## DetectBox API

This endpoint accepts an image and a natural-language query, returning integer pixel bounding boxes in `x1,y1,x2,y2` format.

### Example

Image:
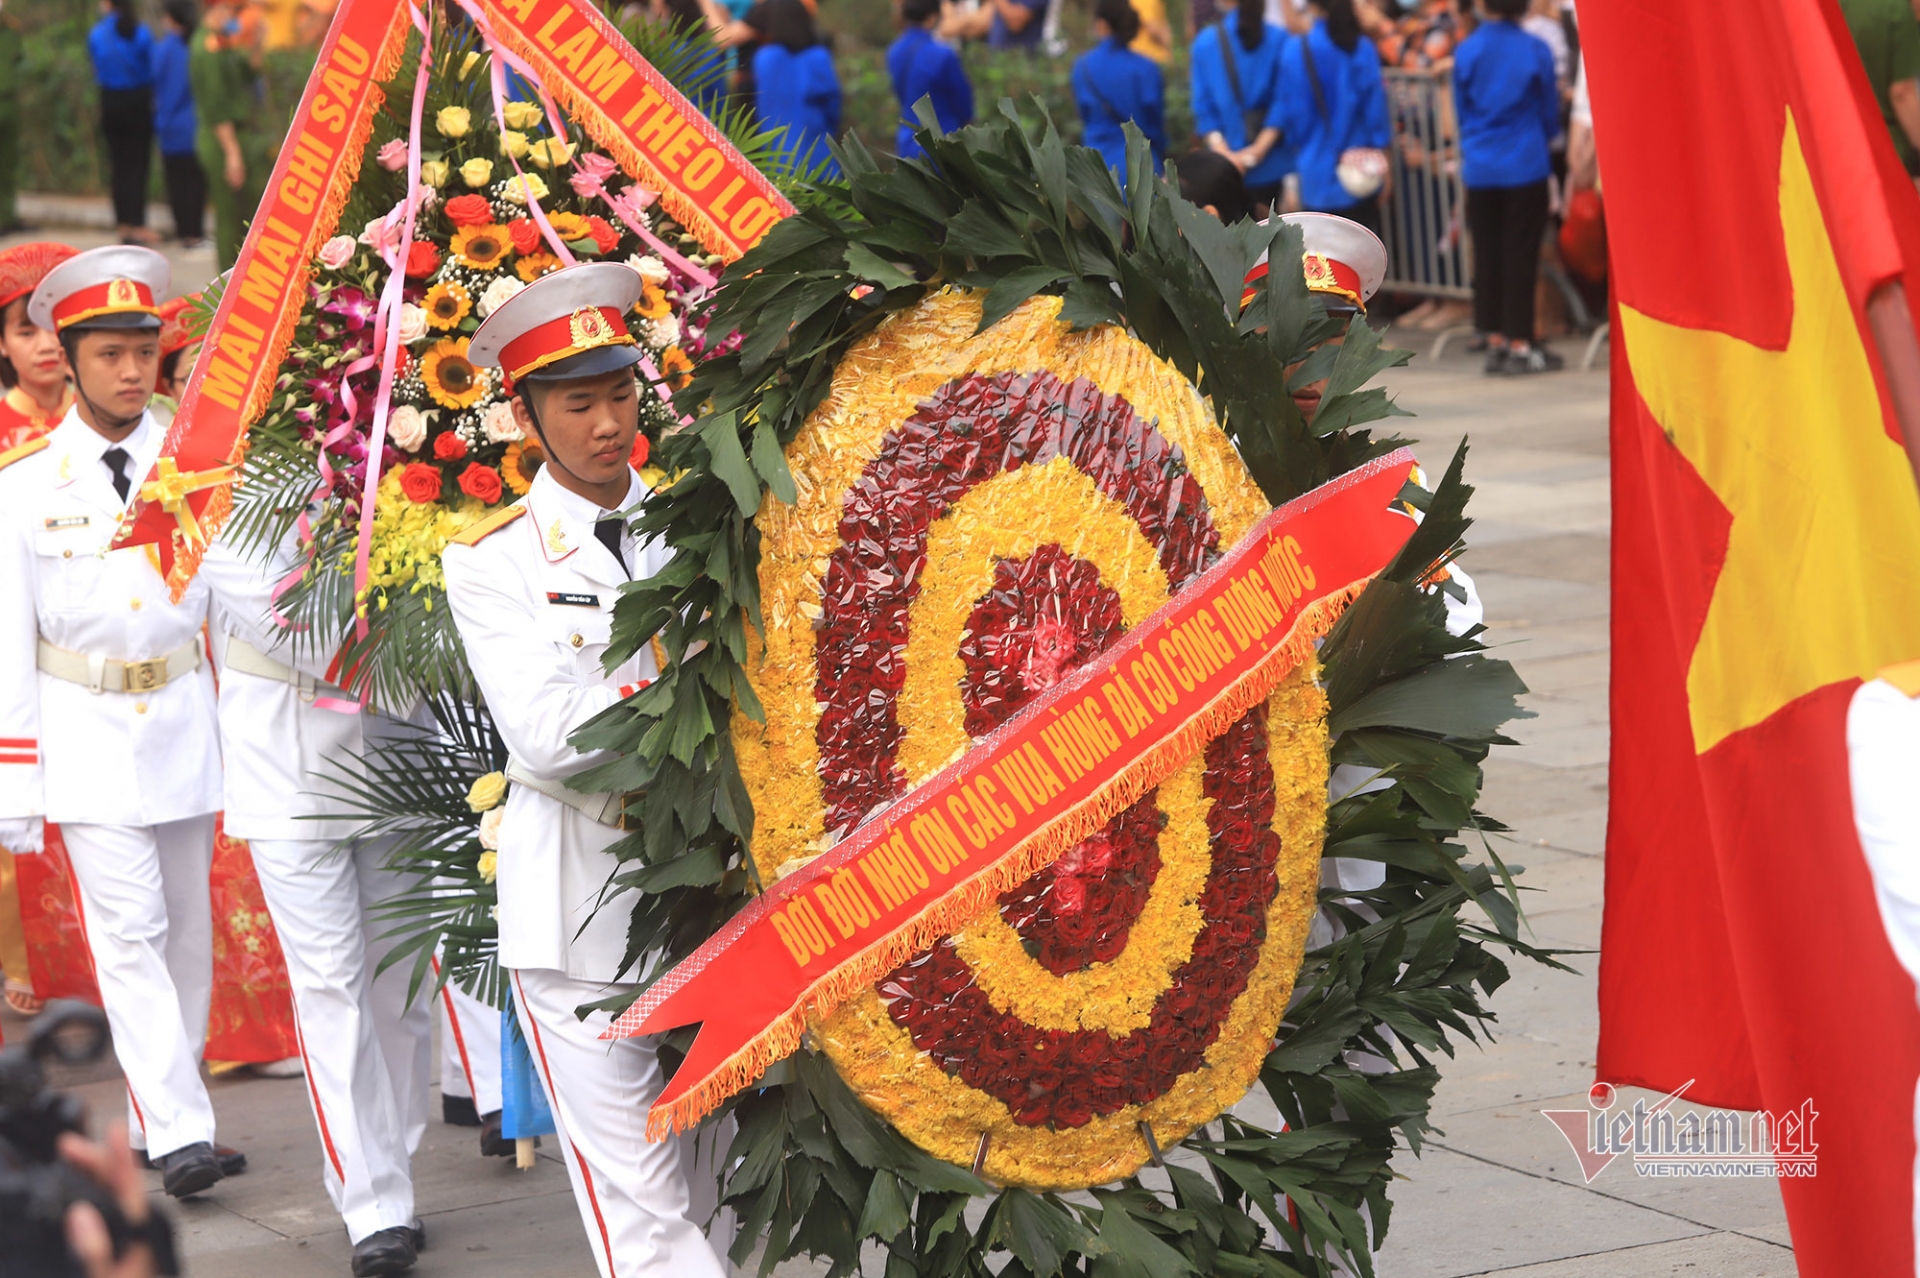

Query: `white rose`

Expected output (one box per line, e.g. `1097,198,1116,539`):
629,253,669,285
477,275,525,318
478,807,503,851
644,314,680,348
481,399,522,443
387,404,429,452
396,303,428,346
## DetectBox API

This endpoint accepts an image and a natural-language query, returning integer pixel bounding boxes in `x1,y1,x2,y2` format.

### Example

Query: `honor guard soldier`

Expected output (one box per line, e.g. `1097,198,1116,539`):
0,246,239,1197
442,262,728,1278
198,532,432,1276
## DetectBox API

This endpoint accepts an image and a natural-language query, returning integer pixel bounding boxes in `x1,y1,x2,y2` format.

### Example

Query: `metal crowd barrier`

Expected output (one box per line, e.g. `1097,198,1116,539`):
1380,67,1472,318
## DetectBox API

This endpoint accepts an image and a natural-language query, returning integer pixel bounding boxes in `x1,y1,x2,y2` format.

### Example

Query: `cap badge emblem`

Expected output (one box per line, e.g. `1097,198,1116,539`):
107,278,140,307
568,307,616,350
1302,253,1338,293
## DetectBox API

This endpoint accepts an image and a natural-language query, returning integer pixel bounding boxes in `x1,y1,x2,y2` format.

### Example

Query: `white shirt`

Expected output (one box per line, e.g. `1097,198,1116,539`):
441,464,660,981
0,409,222,825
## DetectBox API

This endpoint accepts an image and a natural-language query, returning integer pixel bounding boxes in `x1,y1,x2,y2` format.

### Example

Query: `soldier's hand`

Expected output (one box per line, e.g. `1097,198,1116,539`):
0,815,44,853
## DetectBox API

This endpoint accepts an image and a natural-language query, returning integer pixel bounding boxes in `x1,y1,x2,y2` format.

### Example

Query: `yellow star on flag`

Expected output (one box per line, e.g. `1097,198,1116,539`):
1617,113,1920,754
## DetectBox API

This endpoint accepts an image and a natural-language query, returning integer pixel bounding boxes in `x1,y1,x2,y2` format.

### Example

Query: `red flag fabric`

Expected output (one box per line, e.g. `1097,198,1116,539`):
1585,1,1920,1270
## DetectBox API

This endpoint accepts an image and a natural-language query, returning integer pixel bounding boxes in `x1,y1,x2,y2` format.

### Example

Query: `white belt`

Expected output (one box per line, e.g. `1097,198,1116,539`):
222,635,343,703
36,638,203,695
504,759,629,829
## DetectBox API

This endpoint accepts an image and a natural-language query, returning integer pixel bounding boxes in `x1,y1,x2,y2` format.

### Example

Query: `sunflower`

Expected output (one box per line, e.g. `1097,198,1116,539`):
424,280,472,331
636,281,671,320
420,338,487,409
543,211,588,241
660,345,694,390
515,251,560,283
450,223,509,271
502,437,544,494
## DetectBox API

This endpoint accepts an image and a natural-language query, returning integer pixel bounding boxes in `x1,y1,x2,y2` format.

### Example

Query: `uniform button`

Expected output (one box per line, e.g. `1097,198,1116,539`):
130,598,143,611
570,634,585,649
134,701,148,715
62,549,72,559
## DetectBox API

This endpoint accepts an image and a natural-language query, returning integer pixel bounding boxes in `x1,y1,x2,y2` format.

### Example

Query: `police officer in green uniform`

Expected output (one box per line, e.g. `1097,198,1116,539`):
0,1,23,233
189,0,261,271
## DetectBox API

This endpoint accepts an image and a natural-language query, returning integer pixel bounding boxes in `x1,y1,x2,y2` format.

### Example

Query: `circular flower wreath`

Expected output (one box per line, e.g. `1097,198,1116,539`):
737,290,1328,1189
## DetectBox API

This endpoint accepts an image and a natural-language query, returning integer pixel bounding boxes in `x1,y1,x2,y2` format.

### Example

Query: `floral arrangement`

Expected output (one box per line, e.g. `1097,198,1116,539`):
229,19,768,703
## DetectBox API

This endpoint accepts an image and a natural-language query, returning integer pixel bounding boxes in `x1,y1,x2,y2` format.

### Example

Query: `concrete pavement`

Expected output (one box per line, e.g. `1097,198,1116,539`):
0,287,1795,1274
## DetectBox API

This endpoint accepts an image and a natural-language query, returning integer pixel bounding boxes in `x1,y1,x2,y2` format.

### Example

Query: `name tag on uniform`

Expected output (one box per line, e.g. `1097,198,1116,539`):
43,516,89,530
546,592,600,607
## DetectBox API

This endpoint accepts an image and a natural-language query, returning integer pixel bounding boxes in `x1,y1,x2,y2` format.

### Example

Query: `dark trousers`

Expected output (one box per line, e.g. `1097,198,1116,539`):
1467,180,1550,343
99,86,154,228
161,151,206,242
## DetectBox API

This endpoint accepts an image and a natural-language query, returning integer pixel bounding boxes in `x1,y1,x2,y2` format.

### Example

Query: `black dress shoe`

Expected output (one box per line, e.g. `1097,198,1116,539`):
157,1142,224,1198
409,1218,425,1252
441,1094,482,1127
136,1143,247,1176
350,1226,417,1276
478,1110,513,1158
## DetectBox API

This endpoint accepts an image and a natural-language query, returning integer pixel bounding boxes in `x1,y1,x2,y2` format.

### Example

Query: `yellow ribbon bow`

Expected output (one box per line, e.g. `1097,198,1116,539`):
138,457,237,548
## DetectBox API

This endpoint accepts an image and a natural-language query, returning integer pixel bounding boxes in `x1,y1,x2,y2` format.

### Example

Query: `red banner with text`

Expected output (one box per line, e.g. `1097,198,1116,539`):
610,451,1424,1138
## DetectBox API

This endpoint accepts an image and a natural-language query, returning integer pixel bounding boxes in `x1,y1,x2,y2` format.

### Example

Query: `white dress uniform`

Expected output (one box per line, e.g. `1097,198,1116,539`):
197,535,431,1243
443,463,726,1278
0,409,224,1159
1846,666,1920,1276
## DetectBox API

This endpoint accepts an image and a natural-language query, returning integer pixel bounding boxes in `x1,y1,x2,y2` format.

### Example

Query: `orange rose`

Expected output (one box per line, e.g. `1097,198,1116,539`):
458,462,504,504
398,462,443,503
444,193,494,227
433,432,468,461
629,432,650,470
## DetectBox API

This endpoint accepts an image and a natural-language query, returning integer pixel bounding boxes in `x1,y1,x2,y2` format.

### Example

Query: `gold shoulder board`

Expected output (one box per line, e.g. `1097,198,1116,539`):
449,503,528,547
1879,658,1920,699
0,437,50,472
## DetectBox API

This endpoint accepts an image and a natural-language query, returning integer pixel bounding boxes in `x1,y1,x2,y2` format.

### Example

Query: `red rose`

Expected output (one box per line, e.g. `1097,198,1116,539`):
629,431,650,470
433,432,468,461
507,218,541,255
1050,1092,1093,1130
404,241,440,279
444,193,494,227
458,462,504,503
585,215,620,254
398,462,442,504
1146,1041,1187,1081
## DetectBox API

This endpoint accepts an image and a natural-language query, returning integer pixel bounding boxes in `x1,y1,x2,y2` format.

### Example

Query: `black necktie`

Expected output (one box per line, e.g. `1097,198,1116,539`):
103,447,132,502
593,516,628,578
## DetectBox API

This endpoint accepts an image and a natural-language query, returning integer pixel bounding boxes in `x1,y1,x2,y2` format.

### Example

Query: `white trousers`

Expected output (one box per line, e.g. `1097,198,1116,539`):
246,837,430,1242
438,972,503,1114
62,816,218,1159
510,967,730,1278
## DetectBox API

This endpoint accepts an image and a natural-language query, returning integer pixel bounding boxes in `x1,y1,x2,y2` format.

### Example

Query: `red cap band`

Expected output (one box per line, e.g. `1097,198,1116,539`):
1239,253,1367,312
498,305,636,382
50,277,159,330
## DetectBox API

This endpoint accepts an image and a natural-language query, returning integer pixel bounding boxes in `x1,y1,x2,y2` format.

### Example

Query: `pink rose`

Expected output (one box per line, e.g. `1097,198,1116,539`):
316,235,357,271
569,152,619,198
377,139,408,172
607,185,657,227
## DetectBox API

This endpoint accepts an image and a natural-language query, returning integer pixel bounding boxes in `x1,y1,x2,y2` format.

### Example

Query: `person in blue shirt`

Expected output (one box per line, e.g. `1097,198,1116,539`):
752,0,842,178
153,0,206,251
1072,0,1167,183
650,0,728,116
1266,0,1390,235
1189,0,1292,215
942,0,1050,53
889,0,974,160
1454,0,1561,374
88,0,158,245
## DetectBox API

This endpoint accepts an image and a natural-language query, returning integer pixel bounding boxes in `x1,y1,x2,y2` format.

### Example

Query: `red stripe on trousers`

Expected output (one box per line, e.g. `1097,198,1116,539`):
287,988,346,1180
513,971,617,1278
433,956,480,1102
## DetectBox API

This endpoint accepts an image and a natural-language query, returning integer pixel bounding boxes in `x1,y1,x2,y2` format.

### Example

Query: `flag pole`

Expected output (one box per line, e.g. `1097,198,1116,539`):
1866,280,1920,492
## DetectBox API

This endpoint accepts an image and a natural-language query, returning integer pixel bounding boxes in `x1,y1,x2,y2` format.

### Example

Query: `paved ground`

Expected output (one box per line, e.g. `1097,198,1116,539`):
0,217,1795,1275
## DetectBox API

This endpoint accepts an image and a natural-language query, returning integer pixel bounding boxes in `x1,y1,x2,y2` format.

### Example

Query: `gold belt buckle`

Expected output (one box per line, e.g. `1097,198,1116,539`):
123,657,168,692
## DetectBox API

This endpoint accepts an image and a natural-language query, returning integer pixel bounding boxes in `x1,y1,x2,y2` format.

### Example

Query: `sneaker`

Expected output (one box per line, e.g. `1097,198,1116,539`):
1482,347,1510,375
1506,345,1565,375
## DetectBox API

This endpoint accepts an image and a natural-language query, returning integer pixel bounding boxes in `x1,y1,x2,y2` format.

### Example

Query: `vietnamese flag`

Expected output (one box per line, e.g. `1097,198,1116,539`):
1585,0,1920,1270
